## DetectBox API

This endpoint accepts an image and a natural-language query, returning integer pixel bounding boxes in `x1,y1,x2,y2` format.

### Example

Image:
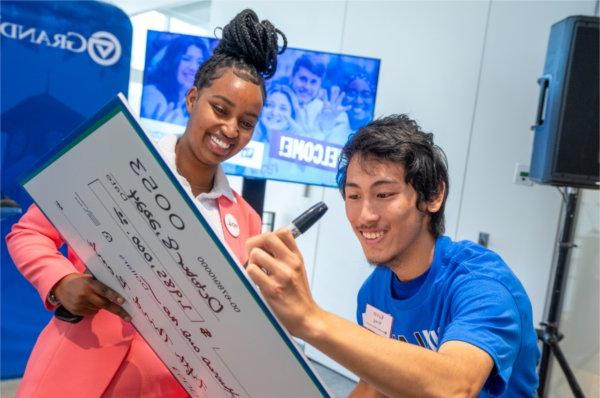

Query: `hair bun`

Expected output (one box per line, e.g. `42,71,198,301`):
214,9,287,79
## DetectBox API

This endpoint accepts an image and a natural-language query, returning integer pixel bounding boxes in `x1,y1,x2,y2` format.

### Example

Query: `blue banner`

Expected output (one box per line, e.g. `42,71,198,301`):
269,131,342,172
0,1,132,379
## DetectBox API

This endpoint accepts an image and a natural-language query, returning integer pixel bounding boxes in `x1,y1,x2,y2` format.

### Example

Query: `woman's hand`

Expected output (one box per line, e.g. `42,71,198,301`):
283,112,306,135
150,102,185,124
316,86,351,131
53,273,131,321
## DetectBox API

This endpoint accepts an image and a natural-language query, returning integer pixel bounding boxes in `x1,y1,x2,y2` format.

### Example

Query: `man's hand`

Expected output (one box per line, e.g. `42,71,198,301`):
245,229,322,338
54,273,131,321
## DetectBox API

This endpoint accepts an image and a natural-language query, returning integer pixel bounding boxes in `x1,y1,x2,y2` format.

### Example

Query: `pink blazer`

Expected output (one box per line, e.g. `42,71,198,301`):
6,194,260,397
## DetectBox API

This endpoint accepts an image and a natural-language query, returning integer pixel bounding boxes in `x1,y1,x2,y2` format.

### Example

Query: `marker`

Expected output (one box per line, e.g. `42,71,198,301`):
248,201,328,274
286,201,328,238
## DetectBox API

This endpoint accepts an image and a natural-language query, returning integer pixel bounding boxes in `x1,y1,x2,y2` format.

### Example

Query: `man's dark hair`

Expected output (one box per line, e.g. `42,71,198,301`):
336,114,449,236
193,9,287,99
291,54,326,79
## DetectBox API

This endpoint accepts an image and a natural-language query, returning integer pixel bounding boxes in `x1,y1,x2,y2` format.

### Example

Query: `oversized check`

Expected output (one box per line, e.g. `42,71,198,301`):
21,94,331,398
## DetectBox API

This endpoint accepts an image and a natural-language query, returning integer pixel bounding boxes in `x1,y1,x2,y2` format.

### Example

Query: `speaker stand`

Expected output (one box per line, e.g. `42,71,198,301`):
241,178,266,216
537,187,584,397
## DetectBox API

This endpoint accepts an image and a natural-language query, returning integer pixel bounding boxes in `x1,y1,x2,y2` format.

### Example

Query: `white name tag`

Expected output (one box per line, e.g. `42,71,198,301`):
362,304,393,337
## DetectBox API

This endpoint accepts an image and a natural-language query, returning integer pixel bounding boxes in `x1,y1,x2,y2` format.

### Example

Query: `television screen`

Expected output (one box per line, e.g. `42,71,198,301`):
140,30,380,187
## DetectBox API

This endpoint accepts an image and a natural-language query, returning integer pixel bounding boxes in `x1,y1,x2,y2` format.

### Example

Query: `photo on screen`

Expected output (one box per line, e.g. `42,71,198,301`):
140,30,381,187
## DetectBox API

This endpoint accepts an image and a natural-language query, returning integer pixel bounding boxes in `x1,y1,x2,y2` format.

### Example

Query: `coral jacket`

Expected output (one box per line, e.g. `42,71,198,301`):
6,194,260,397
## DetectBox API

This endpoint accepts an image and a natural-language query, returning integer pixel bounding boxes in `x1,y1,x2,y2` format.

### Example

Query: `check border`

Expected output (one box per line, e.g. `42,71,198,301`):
21,94,331,397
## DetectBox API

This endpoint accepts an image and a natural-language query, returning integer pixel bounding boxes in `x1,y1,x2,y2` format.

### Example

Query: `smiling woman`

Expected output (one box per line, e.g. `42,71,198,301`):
257,83,303,140
342,73,375,131
141,36,208,125
175,68,264,194
174,9,287,197
6,8,288,398
263,87,295,133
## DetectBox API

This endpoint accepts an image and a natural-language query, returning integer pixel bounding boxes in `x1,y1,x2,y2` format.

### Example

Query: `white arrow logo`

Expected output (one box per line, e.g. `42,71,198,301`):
87,31,121,66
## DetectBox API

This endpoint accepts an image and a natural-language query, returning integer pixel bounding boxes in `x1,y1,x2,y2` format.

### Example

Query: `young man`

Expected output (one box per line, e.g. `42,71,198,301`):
245,114,540,397
289,54,350,143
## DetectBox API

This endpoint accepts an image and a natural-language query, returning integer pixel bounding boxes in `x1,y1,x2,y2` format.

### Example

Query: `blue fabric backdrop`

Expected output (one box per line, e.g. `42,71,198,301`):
0,1,132,379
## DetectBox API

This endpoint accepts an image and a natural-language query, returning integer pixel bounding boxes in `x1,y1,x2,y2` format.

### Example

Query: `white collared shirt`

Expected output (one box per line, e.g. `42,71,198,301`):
153,134,236,241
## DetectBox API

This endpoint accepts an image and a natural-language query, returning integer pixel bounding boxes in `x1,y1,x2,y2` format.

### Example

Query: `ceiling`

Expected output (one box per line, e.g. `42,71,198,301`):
105,0,211,25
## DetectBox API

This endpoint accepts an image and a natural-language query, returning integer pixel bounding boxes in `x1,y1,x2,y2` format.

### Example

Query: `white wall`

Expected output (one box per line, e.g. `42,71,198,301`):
454,0,595,328
207,0,599,393
455,3,599,396
305,0,491,379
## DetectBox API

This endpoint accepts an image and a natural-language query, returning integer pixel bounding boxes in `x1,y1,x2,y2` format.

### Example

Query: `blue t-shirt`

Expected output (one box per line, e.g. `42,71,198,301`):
356,236,540,397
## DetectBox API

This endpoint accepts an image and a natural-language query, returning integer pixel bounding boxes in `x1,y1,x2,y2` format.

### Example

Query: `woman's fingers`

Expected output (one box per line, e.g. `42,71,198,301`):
318,88,328,102
102,301,132,321
89,279,125,305
54,273,130,321
150,102,165,119
88,279,130,321
330,85,341,103
333,90,346,108
159,102,176,121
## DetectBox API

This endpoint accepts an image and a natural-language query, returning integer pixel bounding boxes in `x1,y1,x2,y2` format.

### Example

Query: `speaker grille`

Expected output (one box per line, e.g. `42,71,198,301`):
555,23,599,180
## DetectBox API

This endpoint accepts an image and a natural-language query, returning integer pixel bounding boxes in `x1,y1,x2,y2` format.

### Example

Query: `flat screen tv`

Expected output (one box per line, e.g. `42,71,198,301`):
140,30,380,187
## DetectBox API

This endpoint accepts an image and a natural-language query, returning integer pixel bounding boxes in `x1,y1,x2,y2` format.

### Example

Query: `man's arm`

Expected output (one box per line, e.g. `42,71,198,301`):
245,229,493,398
306,311,492,398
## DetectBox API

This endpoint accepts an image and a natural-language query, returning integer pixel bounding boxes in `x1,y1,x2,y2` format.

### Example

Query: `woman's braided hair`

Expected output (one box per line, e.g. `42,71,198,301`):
193,9,287,98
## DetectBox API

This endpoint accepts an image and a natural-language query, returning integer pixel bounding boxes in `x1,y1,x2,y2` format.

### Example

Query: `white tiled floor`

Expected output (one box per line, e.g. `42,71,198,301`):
311,361,357,397
0,361,356,398
1,378,19,398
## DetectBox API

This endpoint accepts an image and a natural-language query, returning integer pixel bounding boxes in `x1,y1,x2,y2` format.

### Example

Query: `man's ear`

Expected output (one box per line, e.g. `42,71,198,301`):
426,182,446,213
185,86,199,114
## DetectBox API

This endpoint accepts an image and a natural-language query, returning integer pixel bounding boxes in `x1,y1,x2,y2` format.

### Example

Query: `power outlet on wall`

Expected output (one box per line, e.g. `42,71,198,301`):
478,232,490,248
513,163,533,186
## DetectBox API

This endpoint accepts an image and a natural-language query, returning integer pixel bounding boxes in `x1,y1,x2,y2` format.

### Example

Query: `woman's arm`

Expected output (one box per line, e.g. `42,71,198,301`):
6,205,130,320
6,204,80,308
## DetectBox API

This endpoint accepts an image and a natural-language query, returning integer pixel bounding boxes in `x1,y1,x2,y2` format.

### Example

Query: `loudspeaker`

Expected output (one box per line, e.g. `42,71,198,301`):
530,15,599,189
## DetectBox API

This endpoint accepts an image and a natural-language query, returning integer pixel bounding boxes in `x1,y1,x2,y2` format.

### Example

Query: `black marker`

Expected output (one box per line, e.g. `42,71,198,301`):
243,201,328,272
286,201,328,238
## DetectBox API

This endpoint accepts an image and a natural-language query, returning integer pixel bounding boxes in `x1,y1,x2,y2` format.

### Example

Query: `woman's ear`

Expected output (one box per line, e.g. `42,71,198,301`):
427,182,446,213
186,86,199,114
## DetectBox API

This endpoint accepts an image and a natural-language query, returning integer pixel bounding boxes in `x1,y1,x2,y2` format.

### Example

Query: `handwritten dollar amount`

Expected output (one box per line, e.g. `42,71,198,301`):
126,157,224,314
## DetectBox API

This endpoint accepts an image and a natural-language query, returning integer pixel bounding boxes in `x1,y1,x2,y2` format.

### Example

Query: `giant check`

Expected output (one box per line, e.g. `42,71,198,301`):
21,94,331,398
